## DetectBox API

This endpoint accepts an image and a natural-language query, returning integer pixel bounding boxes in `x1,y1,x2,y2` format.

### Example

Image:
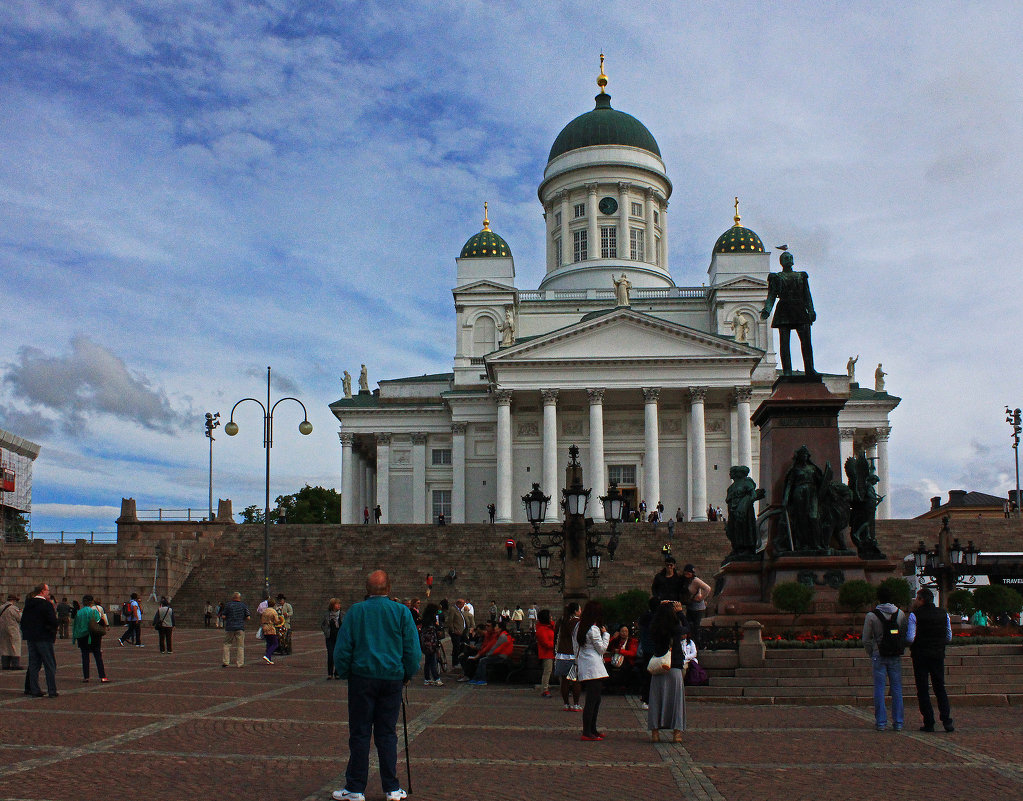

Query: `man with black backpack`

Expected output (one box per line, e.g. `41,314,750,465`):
862,584,907,731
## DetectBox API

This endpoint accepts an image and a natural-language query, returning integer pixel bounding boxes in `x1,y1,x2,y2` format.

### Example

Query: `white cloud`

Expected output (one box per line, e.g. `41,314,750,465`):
0,1,1022,533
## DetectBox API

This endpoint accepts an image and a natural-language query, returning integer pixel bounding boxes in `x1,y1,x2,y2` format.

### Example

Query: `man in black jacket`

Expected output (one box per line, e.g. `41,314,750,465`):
651,557,687,602
907,588,953,732
20,583,58,697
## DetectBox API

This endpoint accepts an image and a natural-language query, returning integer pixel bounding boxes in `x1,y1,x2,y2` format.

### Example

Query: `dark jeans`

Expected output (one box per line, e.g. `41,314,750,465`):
326,634,338,677
475,654,507,682
158,626,173,652
581,678,604,736
120,621,140,645
345,674,403,795
448,632,463,665
686,609,704,634
423,651,439,681
912,652,953,728
78,638,106,680
26,639,57,695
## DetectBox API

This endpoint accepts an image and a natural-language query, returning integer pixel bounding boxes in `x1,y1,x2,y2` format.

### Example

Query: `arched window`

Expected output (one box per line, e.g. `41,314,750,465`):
472,315,497,355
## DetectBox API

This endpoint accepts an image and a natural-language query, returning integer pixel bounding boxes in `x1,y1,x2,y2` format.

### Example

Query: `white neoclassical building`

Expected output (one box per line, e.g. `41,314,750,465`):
330,65,899,525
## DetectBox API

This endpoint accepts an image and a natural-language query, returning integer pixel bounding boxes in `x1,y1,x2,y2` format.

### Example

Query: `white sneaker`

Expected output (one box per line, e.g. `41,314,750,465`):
385,790,408,801
641,702,649,710
332,790,366,801
262,655,274,664
424,680,433,686
433,679,444,686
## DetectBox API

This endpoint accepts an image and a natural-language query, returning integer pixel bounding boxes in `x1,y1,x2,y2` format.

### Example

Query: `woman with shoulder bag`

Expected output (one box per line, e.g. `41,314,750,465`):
554,602,581,711
574,600,611,741
71,594,109,683
155,597,174,654
648,600,689,742
260,604,283,665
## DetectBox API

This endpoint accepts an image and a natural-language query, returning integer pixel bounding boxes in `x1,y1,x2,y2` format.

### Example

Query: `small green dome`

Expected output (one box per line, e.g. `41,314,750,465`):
460,229,511,259
548,93,661,163
713,225,765,254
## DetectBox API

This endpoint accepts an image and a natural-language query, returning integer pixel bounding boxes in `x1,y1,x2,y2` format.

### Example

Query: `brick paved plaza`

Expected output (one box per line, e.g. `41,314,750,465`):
1,629,1021,801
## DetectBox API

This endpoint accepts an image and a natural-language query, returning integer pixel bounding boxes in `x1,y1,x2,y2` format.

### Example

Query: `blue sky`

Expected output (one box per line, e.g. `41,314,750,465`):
2,1,1022,535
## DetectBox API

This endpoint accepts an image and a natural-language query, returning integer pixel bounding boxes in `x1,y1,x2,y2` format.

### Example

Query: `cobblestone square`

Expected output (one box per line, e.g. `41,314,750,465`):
1,629,1020,801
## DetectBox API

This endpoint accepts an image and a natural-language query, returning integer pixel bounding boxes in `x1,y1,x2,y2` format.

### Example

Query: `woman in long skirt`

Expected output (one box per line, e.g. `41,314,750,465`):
648,600,688,742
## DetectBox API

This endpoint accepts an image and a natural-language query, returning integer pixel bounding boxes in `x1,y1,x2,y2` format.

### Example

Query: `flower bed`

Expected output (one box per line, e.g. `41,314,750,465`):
764,627,1022,648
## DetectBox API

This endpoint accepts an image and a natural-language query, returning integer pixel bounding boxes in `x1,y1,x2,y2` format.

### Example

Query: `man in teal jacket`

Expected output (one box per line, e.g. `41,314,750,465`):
332,570,420,801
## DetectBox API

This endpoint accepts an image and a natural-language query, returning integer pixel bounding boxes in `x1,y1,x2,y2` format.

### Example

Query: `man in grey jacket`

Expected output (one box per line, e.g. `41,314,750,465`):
862,584,907,731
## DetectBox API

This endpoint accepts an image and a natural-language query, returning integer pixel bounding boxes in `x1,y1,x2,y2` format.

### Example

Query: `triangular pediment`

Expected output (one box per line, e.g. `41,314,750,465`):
488,308,762,364
713,276,767,290
453,279,517,295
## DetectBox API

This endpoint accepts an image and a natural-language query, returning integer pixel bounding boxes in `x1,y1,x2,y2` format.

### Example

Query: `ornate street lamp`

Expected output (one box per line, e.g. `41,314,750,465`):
225,366,313,596
914,517,982,600
522,445,622,599
1006,406,1021,518
204,411,220,521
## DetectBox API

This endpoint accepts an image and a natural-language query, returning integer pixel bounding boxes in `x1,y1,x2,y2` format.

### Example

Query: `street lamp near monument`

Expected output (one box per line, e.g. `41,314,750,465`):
1006,406,1021,518
912,516,981,602
204,411,220,521
521,445,624,601
225,366,313,597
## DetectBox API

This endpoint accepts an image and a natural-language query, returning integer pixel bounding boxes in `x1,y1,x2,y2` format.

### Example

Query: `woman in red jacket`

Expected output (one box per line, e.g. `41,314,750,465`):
535,609,556,697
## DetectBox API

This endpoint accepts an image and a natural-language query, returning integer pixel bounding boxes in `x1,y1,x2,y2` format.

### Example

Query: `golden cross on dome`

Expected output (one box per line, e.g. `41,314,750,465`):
597,53,608,93
733,196,741,226
482,201,490,231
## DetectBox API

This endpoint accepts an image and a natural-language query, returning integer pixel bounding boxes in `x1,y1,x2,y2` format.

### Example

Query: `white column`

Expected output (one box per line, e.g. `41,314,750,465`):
586,183,599,260
876,426,892,520
451,423,466,524
618,182,630,260
360,457,370,516
339,432,354,524
411,433,427,524
729,406,739,467
689,387,708,521
559,190,570,269
375,434,390,523
736,386,753,470
588,388,606,522
542,389,560,521
496,390,513,522
644,188,656,266
839,428,857,470
661,199,669,273
685,403,693,517
643,388,661,510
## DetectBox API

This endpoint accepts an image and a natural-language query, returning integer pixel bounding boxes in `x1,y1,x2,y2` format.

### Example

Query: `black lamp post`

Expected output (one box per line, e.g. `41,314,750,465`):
225,366,312,597
913,516,982,602
522,445,624,601
1006,406,1021,518
204,412,220,521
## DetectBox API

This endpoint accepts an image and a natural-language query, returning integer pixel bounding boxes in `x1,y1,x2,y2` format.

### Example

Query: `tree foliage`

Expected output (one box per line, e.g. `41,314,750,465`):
972,585,1023,619
2,509,29,542
772,581,815,619
837,580,876,612
878,577,913,608
240,486,342,525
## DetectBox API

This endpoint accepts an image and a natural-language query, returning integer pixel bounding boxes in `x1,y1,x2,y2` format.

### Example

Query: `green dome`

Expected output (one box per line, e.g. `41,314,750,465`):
460,228,511,259
713,224,765,254
548,93,661,163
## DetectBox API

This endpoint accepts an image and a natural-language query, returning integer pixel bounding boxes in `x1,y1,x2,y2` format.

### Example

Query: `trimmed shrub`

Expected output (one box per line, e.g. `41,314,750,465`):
837,580,876,612
771,581,815,619
946,589,976,617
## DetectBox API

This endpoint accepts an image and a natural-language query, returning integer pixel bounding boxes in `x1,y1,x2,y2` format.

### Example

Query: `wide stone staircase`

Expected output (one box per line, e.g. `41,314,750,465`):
690,644,1023,705
170,521,731,628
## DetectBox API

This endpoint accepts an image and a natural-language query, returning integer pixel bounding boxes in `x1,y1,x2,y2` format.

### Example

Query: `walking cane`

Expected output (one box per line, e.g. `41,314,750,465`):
402,684,412,793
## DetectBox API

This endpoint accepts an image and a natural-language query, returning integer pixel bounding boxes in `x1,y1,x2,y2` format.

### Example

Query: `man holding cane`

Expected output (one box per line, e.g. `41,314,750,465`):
332,570,421,801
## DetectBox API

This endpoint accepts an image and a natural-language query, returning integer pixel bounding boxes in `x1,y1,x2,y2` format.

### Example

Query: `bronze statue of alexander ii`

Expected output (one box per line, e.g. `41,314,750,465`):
760,247,816,376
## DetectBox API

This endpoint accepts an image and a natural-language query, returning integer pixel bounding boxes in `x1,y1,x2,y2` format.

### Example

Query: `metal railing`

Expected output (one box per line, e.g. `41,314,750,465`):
21,530,117,544
136,508,209,522
518,286,710,303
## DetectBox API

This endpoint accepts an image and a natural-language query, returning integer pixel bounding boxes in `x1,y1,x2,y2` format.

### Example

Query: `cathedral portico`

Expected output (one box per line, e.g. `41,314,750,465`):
329,60,898,526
